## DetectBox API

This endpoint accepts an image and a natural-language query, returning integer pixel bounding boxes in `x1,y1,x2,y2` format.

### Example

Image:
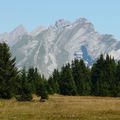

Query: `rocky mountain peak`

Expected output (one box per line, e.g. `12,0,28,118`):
1,17,120,77
55,19,71,29
10,25,27,36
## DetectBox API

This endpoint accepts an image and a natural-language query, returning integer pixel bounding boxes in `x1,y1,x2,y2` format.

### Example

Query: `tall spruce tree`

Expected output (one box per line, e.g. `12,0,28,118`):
114,61,120,96
52,69,60,93
59,63,77,95
48,69,60,94
104,55,116,96
27,67,40,93
47,76,54,94
16,67,32,101
91,54,105,96
72,59,91,95
36,75,48,101
91,54,116,96
0,42,18,99
27,67,35,92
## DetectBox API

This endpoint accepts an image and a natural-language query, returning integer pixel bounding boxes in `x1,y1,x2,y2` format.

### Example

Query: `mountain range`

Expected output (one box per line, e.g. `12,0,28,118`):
0,17,120,77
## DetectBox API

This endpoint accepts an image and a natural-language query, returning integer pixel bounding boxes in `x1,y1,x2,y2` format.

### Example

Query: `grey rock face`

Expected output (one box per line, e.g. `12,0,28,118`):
1,18,120,77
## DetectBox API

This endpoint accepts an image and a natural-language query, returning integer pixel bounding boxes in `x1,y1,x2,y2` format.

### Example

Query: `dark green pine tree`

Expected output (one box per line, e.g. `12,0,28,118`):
0,42,18,99
59,63,77,95
27,67,35,92
52,69,60,93
104,55,116,96
27,67,40,93
36,76,48,101
114,61,120,96
91,54,105,96
47,76,55,94
16,67,33,101
48,69,60,94
91,54,116,96
72,59,91,95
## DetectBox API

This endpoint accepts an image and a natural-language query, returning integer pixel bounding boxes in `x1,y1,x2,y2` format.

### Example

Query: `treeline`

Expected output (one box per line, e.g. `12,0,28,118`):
0,42,120,102
48,55,120,97
16,67,48,101
0,42,48,101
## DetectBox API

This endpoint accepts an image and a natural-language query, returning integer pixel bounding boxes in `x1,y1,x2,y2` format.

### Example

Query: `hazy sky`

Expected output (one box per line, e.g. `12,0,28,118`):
0,0,120,39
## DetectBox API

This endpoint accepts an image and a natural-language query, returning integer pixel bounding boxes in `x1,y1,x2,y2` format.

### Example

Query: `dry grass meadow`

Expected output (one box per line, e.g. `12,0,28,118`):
0,94,120,120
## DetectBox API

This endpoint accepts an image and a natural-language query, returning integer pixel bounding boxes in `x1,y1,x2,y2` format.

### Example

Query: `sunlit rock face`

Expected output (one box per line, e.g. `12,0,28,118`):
1,18,120,77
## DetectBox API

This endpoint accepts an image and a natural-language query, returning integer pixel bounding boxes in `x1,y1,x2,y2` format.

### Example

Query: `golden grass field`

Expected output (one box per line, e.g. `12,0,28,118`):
0,95,120,120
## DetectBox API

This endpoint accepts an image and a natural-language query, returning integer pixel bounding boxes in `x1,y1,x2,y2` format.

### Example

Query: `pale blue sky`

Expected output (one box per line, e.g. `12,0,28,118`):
0,0,120,39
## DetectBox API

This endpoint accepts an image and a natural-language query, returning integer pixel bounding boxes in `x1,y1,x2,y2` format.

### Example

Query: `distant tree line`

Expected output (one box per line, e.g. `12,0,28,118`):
48,54,120,97
0,42,120,102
